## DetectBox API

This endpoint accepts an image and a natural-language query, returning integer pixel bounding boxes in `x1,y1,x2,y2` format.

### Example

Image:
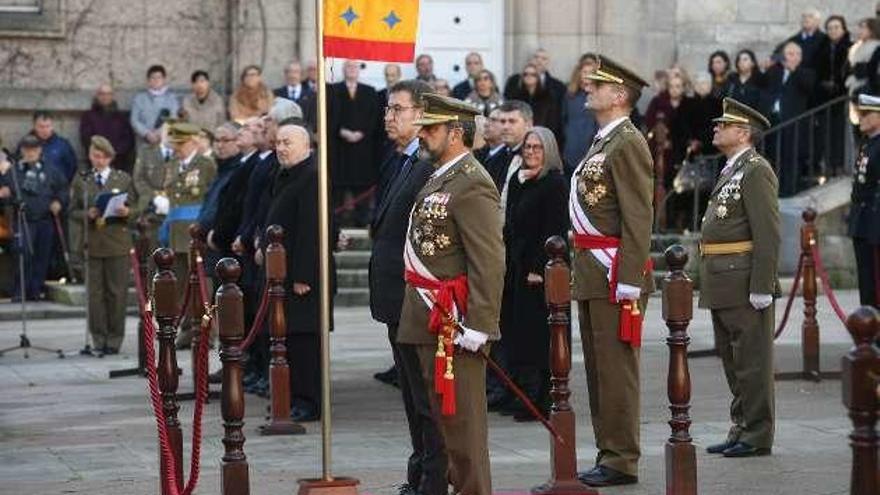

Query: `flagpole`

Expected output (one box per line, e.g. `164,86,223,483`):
315,0,333,482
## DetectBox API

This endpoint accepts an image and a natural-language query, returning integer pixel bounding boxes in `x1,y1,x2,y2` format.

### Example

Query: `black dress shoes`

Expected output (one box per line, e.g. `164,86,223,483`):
706,439,737,454
722,442,771,458
374,365,399,388
577,465,638,487
394,482,418,495
208,369,222,384
290,403,320,422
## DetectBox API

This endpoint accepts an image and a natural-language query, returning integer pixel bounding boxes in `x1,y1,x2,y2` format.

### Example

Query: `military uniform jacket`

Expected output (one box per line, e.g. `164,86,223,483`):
570,119,655,300
133,144,172,216
397,153,506,345
698,148,781,310
70,169,138,258
163,153,217,253
848,134,880,244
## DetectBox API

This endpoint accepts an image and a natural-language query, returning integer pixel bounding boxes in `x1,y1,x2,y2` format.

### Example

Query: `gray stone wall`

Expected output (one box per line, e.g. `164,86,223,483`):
0,0,875,156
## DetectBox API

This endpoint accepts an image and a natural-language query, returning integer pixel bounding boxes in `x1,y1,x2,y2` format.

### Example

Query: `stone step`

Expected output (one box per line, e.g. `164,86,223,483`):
341,228,372,251
45,282,139,307
338,268,369,288
336,250,371,270
335,287,370,307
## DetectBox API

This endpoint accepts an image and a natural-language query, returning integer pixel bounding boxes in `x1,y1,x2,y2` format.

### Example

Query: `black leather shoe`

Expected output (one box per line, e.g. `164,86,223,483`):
291,404,320,422
374,365,398,387
577,465,638,487
722,442,771,458
706,439,737,454
103,347,119,355
394,482,418,495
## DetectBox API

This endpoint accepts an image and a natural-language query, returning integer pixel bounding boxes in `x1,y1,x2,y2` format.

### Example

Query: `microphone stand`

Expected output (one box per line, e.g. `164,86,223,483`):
79,169,95,356
0,156,63,359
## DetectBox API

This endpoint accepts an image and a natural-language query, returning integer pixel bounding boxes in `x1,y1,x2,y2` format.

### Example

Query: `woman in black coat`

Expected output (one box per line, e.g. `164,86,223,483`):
500,126,568,421
724,49,765,111
507,63,564,147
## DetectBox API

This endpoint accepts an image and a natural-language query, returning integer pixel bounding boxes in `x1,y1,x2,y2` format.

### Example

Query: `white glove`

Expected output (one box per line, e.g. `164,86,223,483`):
152,195,170,215
453,326,489,352
749,293,773,310
615,283,641,302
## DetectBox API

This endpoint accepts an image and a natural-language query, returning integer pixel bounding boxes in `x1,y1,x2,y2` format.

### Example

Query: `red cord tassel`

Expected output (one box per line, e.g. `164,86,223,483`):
631,302,642,348
618,301,633,344
434,335,446,394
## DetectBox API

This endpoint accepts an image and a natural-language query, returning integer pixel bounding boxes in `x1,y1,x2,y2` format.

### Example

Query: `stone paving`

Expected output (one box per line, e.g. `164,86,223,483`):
0,291,863,495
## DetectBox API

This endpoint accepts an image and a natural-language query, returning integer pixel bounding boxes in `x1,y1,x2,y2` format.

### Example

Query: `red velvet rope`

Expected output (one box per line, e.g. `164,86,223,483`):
810,243,849,326
237,285,270,352
333,185,376,215
131,250,209,495
774,253,805,340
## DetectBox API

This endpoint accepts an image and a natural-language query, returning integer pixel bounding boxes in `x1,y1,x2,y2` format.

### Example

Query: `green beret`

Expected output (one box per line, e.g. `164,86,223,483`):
168,122,201,143
586,55,648,91
89,135,116,156
713,97,771,131
414,93,480,126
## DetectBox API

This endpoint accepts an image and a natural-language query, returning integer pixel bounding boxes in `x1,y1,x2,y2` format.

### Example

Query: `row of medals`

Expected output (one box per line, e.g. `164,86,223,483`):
713,176,742,219
577,158,608,207
413,199,452,257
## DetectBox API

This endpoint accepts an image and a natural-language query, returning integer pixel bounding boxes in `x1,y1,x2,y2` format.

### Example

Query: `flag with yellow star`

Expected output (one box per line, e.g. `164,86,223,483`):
324,0,419,62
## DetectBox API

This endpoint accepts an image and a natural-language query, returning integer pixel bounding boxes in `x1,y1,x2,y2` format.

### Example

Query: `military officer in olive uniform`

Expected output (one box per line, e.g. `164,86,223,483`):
397,94,505,495
700,97,780,458
160,122,217,347
70,136,138,354
569,56,654,487
849,94,880,309
132,118,175,255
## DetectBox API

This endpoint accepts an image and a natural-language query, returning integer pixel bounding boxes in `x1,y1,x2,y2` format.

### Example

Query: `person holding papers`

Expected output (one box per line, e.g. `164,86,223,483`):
70,136,138,355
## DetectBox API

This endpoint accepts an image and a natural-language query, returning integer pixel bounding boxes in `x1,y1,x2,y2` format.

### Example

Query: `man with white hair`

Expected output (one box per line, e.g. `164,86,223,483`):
274,60,315,107
262,123,330,422
773,7,829,71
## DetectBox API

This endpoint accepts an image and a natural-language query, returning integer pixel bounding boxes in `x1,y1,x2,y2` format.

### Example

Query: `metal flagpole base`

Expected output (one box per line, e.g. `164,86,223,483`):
259,420,306,436
297,477,360,495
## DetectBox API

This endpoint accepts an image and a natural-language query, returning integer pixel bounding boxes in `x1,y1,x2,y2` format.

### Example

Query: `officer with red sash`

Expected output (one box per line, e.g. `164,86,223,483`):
397,93,505,495
569,56,654,487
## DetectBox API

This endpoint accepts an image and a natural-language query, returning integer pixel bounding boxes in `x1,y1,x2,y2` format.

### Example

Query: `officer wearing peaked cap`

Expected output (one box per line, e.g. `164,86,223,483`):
569,55,654,487
849,93,880,309
397,93,505,495
159,122,217,347
700,97,780,458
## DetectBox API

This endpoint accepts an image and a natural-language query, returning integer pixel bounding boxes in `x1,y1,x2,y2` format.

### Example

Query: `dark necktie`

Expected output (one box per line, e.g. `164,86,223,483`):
95,173,104,188
387,153,413,197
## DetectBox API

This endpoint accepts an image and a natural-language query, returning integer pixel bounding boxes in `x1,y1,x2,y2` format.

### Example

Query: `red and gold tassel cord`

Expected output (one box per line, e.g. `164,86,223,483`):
441,331,456,416
434,333,446,394
618,300,643,348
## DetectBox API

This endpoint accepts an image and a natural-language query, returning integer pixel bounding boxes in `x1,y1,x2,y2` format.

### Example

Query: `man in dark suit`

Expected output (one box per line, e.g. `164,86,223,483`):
452,52,484,100
329,60,380,227
274,61,315,106
369,80,441,495
772,8,829,73
762,41,816,195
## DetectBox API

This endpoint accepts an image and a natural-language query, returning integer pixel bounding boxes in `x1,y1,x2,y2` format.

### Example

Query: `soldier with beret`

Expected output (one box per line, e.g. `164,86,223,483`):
158,122,217,347
70,136,138,355
397,93,505,495
701,97,780,458
849,94,880,309
569,55,654,487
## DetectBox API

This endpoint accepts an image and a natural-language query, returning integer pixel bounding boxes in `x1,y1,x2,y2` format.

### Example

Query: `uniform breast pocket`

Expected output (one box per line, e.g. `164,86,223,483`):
707,254,752,273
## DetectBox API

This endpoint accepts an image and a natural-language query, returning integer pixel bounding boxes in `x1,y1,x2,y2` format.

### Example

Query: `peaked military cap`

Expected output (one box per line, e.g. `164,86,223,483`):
168,122,202,143
713,97,771,131
414,93,480,126
19,134,41,148
857,93,880,113
90,135,116,156
586,55,648,91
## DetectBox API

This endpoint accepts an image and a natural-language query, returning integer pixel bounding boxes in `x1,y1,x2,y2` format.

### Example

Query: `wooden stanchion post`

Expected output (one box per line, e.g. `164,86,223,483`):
842,306,879,495
662,245,697,495
532,236,596,495
216,257,250,495
260,225,306,435
189,224,207,395
152,248,184,494
776,208,840,382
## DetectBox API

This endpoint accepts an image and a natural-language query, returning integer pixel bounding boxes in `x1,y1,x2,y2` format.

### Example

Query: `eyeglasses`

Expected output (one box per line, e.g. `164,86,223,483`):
523,143,544,151
523,72,538,78
384,104,416,115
